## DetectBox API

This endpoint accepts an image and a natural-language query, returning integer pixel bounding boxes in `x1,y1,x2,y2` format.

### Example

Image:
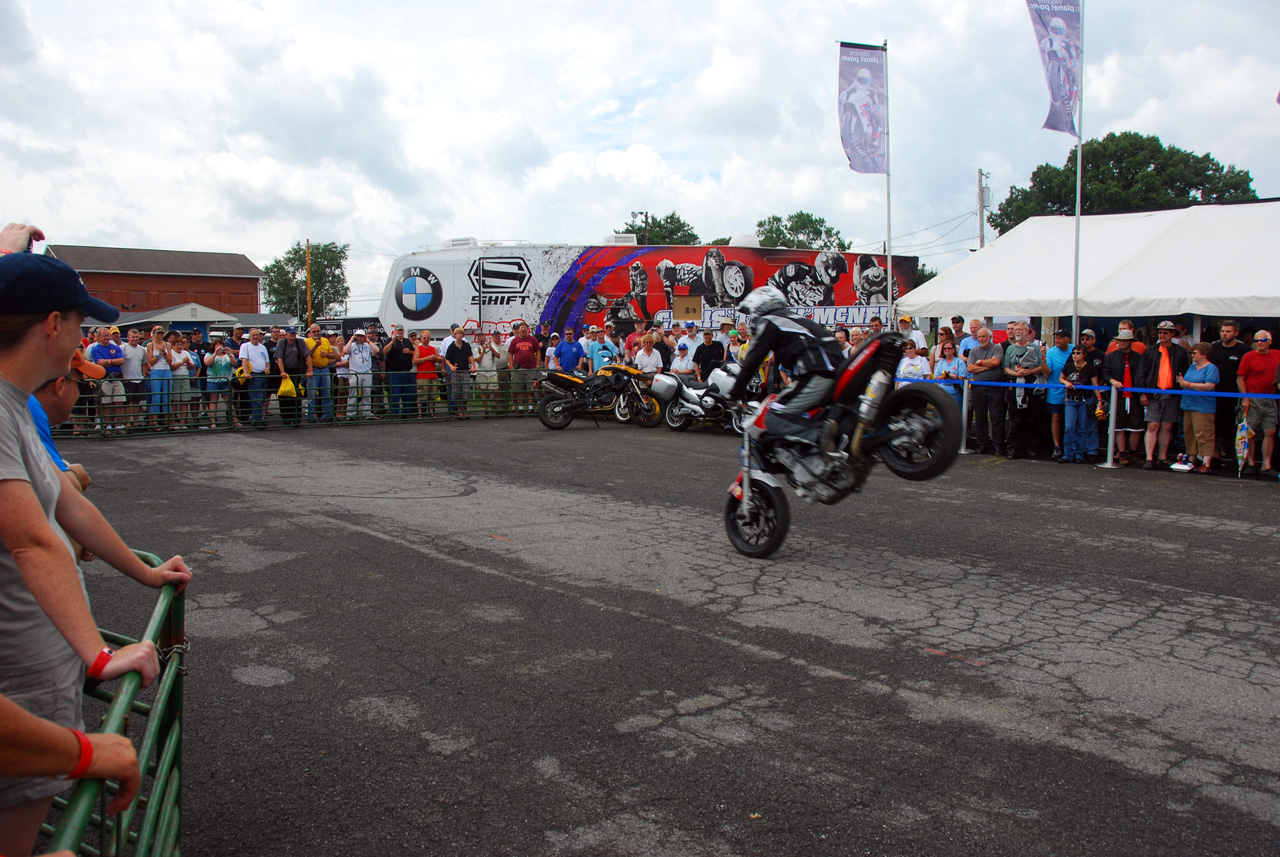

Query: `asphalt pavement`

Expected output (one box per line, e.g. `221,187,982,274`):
63,415,1280,855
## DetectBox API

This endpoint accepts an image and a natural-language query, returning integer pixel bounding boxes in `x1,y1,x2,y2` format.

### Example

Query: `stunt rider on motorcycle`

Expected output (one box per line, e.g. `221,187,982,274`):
728,285,844,450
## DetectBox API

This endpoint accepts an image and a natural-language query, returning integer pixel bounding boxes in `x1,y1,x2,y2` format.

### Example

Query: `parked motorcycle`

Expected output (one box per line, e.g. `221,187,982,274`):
537,363,661,430
650,363,744,433
724,333,962,557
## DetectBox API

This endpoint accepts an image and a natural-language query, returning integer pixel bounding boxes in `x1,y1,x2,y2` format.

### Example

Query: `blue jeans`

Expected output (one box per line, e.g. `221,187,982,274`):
148,371,172,416
1064,399,1095,461
248,374,268,423
307,368,332,420
390,371,416,417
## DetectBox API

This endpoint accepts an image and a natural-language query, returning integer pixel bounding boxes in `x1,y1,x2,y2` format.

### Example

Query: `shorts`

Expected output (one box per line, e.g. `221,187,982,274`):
99,379,126,405
1044,402,1064,416
206,379,230,394
475,371,498,390
1245,398,1278,433
509,369,536,394
1116,394,1146,432
171,376,192,401
0,654,83,807
1144,393,1180,425
124,380,146,402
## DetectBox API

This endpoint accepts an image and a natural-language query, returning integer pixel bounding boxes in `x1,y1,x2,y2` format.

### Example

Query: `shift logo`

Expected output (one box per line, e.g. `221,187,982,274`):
469,256,533,306
396,267,443,321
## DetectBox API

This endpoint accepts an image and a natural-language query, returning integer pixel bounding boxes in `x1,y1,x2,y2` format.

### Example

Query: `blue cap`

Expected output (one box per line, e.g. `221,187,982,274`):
0,254,118,322
285,325,298,333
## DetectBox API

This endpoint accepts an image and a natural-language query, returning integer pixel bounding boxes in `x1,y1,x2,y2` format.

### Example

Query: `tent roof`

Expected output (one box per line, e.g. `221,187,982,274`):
896,198,1280,319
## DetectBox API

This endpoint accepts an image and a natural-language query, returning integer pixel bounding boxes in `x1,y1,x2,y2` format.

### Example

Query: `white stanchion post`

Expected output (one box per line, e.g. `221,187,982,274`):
1096,385,1123,469
959,379,973,454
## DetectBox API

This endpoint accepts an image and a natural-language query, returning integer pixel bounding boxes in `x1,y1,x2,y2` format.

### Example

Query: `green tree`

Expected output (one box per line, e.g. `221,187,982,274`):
914,263,937,286
989,131,1257,235
260,241,351,320
755,211,849,250
616,212,700,245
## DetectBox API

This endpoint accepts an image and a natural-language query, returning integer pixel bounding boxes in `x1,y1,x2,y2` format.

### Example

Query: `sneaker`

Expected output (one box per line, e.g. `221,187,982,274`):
1260,468,1278,478
1142,459,1155,470
1241,463,1257,476
1051,446,1063,460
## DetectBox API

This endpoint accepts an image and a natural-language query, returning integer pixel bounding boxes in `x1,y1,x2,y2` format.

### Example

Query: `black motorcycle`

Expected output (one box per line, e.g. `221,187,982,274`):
725,332,962,557
537,363,661,430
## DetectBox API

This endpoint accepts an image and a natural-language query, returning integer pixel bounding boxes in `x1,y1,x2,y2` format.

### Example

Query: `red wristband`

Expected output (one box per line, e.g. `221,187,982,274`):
88,646,116,679
64,729,94,780
0,248,13,255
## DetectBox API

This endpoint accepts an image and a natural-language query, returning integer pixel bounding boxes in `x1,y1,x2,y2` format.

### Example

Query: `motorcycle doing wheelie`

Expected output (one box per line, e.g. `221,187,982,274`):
649,363,746,433
537,360,662,430
724,332,962,557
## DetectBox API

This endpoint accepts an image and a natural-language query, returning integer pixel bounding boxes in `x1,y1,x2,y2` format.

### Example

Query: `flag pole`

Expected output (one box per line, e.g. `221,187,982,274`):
1070,4,1084,340
883,38,894,326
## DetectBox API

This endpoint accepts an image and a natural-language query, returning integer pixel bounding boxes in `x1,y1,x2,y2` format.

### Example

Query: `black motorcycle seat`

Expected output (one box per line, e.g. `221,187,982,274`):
676,377,709,391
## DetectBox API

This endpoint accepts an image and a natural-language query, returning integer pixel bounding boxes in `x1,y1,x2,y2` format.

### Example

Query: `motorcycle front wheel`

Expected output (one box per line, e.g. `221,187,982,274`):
875,383,962,480
537,395,575,430
724,480,790,558
665,404,692,432
614,396,633,424
633,394,663,429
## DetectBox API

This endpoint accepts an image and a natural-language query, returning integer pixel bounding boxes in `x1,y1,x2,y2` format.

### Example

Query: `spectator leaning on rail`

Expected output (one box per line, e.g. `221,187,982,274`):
1103,329,1147,466
965,327,1005,456
0,243,192,856
1177,342,1220,473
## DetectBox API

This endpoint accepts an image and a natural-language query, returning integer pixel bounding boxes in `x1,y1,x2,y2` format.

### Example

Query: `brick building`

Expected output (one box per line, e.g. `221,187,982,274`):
45,245,263,315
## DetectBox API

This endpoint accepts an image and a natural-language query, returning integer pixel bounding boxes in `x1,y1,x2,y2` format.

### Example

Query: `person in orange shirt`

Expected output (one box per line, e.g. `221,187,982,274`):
1139,321,1190,469
1105,319,1147,355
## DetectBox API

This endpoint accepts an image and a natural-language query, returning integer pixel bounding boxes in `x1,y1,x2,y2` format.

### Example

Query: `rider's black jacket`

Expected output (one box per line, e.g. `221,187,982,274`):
729,310,844,400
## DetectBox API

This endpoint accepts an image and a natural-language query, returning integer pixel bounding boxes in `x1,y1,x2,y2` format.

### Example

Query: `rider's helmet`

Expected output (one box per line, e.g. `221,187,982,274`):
856,68,872,87
1049,17,1067,38
814,251,848,287
737,285,787,318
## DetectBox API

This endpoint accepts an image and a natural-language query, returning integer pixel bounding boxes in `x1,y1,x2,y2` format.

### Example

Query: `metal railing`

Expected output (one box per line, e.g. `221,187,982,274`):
41,551,186,857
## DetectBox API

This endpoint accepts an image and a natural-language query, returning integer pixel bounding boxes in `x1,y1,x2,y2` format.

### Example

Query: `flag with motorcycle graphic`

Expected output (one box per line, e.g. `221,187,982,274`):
1025,2,1082,137
838,42,887,174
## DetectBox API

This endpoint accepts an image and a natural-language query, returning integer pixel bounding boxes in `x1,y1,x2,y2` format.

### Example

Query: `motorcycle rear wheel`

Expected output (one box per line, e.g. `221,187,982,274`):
724,481,790,558
666,405,692,432
634,394,663,428
875,383,962,480
537,395,575,430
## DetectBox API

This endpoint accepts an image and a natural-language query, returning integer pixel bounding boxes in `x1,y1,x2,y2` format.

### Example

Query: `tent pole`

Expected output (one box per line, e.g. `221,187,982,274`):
883,38,894,328
1070,2,1084,340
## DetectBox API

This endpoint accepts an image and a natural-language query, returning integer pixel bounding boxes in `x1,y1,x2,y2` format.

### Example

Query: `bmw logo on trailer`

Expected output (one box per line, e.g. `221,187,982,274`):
396,267,443,321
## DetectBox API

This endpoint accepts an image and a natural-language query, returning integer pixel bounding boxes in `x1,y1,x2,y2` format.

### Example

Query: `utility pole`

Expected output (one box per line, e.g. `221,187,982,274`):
305,239,313,326
977,169,991,249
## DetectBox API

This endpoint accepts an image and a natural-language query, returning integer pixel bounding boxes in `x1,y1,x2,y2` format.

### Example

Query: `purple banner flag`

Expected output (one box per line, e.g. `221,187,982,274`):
1026,2,1082,136
838,42,887,174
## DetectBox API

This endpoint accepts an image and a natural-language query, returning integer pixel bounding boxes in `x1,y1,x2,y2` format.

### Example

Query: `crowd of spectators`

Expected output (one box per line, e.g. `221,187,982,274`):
59,298,1280,480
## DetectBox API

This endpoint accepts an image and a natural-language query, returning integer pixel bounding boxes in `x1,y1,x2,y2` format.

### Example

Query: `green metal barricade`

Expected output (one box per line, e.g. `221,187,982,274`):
41,550,186,857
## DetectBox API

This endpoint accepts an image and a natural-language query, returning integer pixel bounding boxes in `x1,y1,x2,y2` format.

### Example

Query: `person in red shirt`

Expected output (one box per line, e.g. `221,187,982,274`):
1237,329,1280,476
506,322,542,413
412,330,443,418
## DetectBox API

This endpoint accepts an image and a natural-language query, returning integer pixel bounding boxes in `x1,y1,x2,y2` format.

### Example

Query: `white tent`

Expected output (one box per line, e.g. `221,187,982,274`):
896,199,1280,319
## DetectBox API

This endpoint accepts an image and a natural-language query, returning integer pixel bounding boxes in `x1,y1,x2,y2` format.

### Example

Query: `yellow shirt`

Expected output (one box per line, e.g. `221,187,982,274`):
307,337,334,368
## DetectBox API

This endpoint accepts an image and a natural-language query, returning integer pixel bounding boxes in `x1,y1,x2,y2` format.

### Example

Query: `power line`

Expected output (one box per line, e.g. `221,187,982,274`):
844,210,974,250
892,213,976,250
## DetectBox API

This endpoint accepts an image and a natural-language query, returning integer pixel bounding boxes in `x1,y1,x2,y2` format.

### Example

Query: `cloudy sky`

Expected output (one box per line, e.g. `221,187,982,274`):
2,0,1277,315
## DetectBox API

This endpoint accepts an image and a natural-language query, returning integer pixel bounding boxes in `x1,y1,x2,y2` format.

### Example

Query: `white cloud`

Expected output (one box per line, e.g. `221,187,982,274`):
1,0,1277,301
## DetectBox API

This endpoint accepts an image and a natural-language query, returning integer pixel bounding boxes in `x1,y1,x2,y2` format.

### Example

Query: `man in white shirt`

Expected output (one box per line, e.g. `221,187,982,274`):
670,343,696,377
676,322,699,355
897,316,928,351
121,328,147,430
344,329,375,420
238,328,270,427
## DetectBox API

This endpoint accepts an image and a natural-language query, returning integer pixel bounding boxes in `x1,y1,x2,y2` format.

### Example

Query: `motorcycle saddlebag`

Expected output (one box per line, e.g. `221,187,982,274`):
649,373,678,401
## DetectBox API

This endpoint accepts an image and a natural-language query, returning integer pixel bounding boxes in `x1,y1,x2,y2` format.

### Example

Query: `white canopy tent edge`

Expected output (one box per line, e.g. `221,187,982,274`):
896,199,1280,321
